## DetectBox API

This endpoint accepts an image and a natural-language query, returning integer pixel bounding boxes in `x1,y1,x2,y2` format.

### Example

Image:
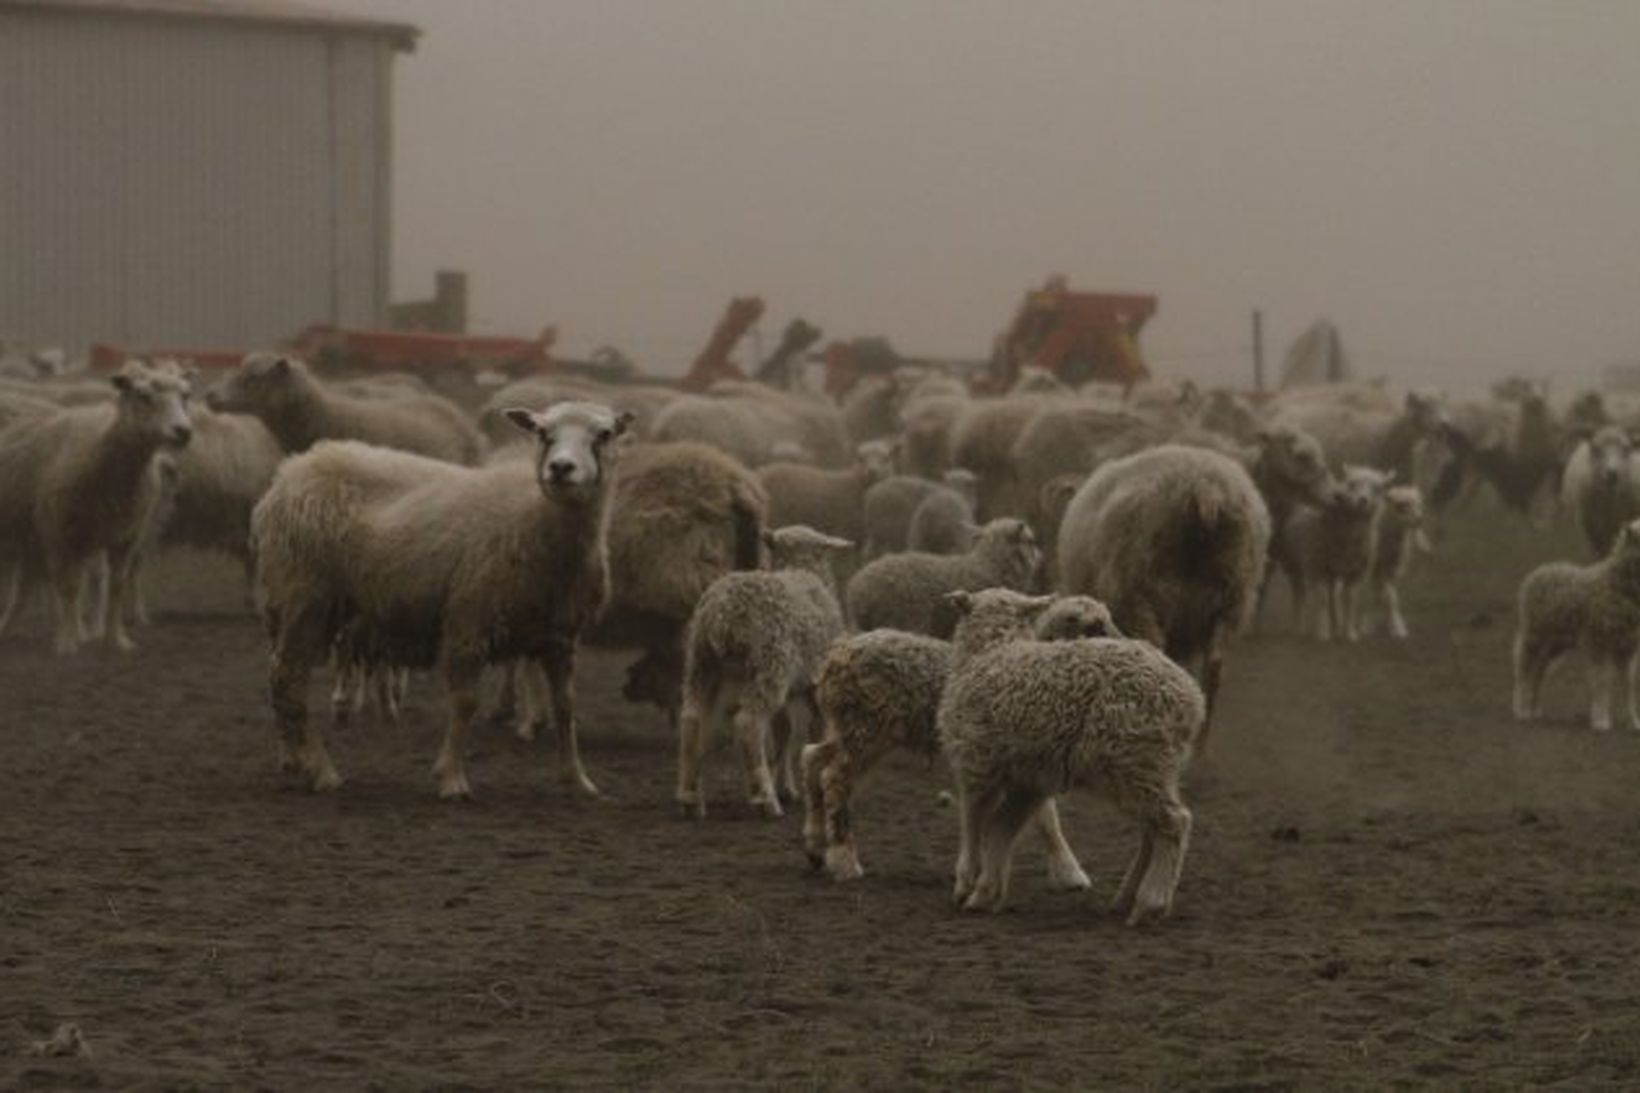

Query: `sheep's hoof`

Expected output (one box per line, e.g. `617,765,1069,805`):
1591,719,1613,733
1123,893,1172,927
514,719,540,743
311,766,343,793
752,796,784,820
436,771,472,800
569,771,600,798
960,888,997,914
676,793,705,820
1046,860,1093,892
825,847,864,882
110,633,138,654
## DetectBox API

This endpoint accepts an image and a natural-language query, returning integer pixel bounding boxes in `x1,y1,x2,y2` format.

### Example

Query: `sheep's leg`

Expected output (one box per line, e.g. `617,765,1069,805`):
733,705,781,818
102,543,143,652
270,614,339,790
1342,582,1361,642
1588,657,1616,732
770,706,799,806
329,655,357,729
49,561,85,654
432,658,483,799
515,660,550,742
79,556,107,641
1113,830,1156,919
1514,634,1557,720
1288,573,1307,633
799,739,834,868
1032,798,1091,892
952,778,998,907
542,640,599,797
1321,581,1341,642
676,693,708,819
389,668,409,726
964,787,1044,913
1127,786,1193,926
1628,651,1640,733
1383,580,1409,640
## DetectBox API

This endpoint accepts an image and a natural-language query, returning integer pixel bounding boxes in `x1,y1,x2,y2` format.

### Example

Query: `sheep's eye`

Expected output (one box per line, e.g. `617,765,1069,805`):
595,428,613,444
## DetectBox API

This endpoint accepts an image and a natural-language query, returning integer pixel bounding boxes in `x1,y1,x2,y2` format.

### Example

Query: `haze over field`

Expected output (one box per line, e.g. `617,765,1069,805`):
333,0,1639,391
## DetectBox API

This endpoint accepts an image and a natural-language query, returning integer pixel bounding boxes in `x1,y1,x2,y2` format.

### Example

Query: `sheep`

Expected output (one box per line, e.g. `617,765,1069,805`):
1275,466,1391,641
897,386,970,479
1057,445,1270,741
1559,426,1640,557
949,395,1053,519
1364,484,1429,639
845,518,1043,638
1513,518,1640,732
861,475,942,559
155,399,283,580
1273,388,1445,481
0,389,58,431
939,588,1207,923
249,400,632,797
675,525,854,819
0,361,193,652
477,376,677,446
756,459,885,545
905,469,979,555
209,352,482,463
654,385,852,469
801,593,1120,882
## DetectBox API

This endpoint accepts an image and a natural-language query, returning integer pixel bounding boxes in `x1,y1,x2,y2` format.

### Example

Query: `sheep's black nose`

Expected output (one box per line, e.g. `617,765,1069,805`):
168,425,193,447
547,458,576,482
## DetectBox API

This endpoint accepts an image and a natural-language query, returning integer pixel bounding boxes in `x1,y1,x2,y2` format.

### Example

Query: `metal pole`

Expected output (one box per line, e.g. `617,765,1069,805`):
1252,308,1265,392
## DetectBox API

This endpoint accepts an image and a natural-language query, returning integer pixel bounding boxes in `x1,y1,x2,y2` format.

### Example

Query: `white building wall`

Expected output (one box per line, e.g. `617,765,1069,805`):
0,8,394,349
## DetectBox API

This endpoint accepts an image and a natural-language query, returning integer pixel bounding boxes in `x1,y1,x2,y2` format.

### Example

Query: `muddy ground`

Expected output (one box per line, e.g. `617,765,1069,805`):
5,505,1640,1089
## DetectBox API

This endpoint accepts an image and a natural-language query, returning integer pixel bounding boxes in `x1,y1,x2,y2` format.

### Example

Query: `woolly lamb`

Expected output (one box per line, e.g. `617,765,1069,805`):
1560,426,1640,557
861,474,941,559
0,362,193,652
1513,519,1640,732
1276,466,1391,641
757,459,885,545
675,525,853,819
250,401,632,797
939,589,1207,923
1057,445,1270,739
801,594,1120,882
846,518,1043,638
1364,484,1429,639
209,352,482,464
905,469,979,555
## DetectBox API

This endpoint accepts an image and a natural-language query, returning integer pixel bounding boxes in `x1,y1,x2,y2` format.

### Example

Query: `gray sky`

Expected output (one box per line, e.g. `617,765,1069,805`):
333,0,1639,390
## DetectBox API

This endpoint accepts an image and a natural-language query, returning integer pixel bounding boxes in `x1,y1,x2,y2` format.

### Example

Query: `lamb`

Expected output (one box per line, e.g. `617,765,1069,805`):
940,588,1207,923
860,474,941,559
801,593,1120,882
846,518,1043,638
905,469,979,554
1513,518,1640,732
1057,445,1270,739
1364,484,1429,639
209,352,482,464
949,395,1054,519
1559,426,1640,557
1275,466,1391,641
757,458,886,545
675,525,854,819
249,400,632,797
0,361,193,652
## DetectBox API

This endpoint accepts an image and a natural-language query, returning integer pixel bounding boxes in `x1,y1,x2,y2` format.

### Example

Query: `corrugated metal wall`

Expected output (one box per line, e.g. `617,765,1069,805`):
0,9,393,349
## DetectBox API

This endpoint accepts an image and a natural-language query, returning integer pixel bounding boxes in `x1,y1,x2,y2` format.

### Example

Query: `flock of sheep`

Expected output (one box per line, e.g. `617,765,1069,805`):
3,349,1639,925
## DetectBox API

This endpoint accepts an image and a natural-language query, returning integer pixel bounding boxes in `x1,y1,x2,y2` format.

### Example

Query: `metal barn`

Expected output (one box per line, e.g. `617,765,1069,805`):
0,0,416,351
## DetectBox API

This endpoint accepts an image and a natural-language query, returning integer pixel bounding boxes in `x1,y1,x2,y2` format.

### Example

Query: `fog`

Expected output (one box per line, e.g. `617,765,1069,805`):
332,0,1639,391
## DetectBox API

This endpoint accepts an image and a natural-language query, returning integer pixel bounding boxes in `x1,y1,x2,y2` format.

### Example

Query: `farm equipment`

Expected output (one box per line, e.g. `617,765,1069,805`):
679,296,765,391
984,275,1155,393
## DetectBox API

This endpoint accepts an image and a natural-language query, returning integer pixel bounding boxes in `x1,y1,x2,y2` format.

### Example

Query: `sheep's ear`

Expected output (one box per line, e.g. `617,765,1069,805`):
503,408,541,436
110,371,135,394
945,590,975,619
268,356,291,376
1010,521,1033,543
761,529,779,551
821,534,854,553
613,410,636,437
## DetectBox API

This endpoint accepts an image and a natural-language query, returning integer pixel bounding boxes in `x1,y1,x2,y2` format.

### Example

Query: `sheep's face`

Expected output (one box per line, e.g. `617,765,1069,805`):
1404,389,1446,433
208,352,300,415
1256,424,1333,504
973,518,1043,579
943,468,979,507
1035,595,1121,641
504,401,633,500
855,439,898,479
761,525,854,577
946,588,1058,658
1588,427,1634,491
1381,485,1424,528
111,362,193,449
1333,466,1391,517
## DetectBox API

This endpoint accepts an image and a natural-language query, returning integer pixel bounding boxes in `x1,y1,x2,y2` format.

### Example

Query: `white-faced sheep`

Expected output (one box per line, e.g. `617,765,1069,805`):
675,525,854,819
905,469,979,555
1365,484,1429,639
1057,445,1270,740
250,401,632,797
940,588,1207,923
801,594,1120,883
0,362,194,652
1276,466,1391,641
209,352,482,464
1559,426,1640,558
846,518,1043,638
1513,519,1640,732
